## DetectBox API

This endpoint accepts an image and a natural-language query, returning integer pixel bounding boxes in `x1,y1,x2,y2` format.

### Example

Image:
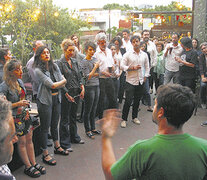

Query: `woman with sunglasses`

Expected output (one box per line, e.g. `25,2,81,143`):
33,46,68,166
0,59,45,178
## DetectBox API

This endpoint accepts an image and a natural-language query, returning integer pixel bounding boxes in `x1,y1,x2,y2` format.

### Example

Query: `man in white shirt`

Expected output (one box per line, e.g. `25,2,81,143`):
141,30,157,93
120,35,150,128
94,33,117,119
163,32,183,84
26,40,44,100
122,29,133,52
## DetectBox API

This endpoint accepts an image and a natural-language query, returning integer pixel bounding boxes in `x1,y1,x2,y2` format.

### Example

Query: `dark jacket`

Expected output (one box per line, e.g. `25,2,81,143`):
56,56,83,93
0,79,26,116
199,53,207,77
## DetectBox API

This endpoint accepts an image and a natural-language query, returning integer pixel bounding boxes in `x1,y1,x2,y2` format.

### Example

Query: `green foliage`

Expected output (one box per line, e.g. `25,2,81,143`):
107,26,124,39
0,0,89,65
103,3,133,11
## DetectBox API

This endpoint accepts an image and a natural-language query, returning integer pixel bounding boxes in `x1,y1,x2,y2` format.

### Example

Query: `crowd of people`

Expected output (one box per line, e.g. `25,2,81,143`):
0,28,207,179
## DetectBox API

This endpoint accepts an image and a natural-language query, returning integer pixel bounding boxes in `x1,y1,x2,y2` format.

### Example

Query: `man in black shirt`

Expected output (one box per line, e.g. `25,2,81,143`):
175,37,197,93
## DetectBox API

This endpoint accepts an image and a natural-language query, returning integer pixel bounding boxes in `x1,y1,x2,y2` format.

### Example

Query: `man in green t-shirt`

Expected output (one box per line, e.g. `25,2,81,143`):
101,84,207,180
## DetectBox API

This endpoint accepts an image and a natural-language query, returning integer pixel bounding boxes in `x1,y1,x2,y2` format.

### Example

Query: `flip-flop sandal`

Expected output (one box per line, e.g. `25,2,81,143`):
34,163,46,174
54,146,69,155
24,166,41,178
86,132,95,139
42,154,56,166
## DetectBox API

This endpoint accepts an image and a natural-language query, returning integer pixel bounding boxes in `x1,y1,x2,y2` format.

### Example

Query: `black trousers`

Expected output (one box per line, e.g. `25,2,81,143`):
122,82,144,121
98,78,117,119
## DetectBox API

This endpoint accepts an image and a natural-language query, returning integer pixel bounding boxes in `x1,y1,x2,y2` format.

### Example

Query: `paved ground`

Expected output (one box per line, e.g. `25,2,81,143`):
13,102,207,180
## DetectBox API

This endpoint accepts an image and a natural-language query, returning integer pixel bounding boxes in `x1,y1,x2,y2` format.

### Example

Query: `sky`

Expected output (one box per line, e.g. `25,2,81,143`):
53,0,192,10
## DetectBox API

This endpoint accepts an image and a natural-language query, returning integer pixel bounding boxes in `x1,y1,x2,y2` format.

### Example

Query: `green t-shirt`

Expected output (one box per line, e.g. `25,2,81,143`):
111,133,207,180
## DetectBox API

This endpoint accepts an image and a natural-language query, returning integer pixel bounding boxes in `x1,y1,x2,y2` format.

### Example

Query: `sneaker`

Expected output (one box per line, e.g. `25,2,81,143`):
201,104,206,109
121,121,127,128
201,121,207,126
132,118,140,125
66,148,73,152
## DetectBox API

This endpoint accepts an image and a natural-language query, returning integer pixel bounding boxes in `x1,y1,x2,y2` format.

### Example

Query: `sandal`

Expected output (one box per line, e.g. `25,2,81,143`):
92,130,102,135
86,132,95,139
34,163,46,175
54,146,69,156
42,154,56,166
24,166,41,178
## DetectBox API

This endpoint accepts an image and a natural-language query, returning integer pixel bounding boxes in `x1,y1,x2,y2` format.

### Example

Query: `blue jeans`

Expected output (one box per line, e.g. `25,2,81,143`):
179,78,196,93
200,81,207,104
112,78,120,100
142,78,151,106
83,86,100,132
37,95,60,150
153,73,164,91
122,82,144,121
118,71,126,103
164,69,179,84
59,89,81,149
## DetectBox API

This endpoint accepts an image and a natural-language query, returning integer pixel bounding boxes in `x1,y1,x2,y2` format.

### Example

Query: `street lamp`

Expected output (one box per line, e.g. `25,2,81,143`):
176,2,184,10
54,11,59,17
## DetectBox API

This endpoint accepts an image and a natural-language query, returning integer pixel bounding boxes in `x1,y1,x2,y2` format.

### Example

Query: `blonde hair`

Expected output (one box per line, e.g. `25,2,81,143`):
3,59,21,92
61,39,75,52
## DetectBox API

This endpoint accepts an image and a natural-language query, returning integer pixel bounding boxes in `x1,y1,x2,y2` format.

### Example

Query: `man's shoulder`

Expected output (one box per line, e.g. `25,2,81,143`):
26,56,34,68
188,135,207,144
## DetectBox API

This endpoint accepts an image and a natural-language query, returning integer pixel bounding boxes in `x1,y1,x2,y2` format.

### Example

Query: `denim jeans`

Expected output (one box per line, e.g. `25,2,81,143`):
59,89,81,149
200,81,207,104
118,71,126,103
122,82,144,121
142,78,151,106
37,95,60,150
149,67,154,89
179,78,196,93
83,86,100,132
152,73,164,91
98,78,117,119
112,78,120,100
164,69,179,85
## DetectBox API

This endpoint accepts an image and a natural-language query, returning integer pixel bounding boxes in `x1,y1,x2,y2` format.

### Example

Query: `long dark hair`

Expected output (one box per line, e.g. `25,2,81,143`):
33,46,57,73
71,35,80,51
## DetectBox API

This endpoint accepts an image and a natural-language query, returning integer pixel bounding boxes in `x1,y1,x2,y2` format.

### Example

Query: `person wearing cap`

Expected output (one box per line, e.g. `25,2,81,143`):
175,37,197,93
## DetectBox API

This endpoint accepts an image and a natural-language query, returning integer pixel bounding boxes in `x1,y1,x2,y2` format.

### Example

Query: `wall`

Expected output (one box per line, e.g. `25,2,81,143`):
193,0,207,42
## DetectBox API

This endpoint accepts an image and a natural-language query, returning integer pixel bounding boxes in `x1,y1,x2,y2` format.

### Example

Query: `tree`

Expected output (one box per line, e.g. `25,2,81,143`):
1,0,90,64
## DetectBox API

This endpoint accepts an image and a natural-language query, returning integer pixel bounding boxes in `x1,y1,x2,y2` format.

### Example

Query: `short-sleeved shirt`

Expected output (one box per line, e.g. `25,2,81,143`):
179,49,197,80
111,133,207,180
81,57,99,87
94,47,114,78
164,43,183,72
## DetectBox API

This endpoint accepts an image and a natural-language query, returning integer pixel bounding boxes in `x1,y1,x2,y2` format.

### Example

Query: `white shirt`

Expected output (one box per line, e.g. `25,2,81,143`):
147,40,157,67
122,38,133,52
26,56,39,95
113,51,123,77
94,47,114,78
121,49,150,85
164,43,183,72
